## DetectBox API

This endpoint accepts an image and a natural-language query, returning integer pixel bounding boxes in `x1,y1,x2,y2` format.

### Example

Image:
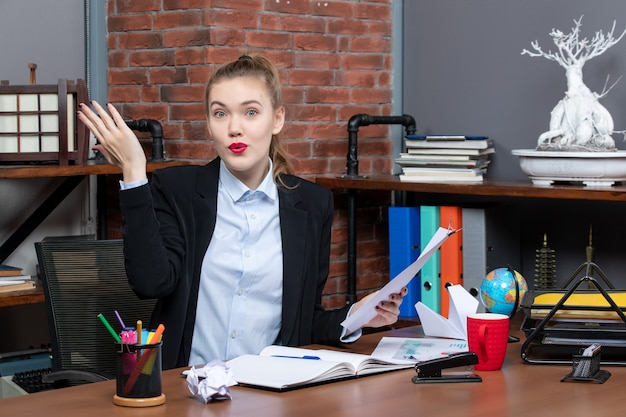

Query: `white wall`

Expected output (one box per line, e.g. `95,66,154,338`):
0,0,85,84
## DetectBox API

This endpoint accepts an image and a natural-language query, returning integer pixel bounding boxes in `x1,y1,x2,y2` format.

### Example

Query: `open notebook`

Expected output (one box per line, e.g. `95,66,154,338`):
187,345,413,391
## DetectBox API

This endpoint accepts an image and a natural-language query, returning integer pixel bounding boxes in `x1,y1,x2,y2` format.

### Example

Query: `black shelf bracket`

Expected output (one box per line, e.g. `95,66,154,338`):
0,176,86,264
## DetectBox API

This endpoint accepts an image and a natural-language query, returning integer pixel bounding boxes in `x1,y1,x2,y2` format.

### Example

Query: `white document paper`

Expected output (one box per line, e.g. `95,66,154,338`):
341,226,455,335
371,336,469,362
414,284,479,340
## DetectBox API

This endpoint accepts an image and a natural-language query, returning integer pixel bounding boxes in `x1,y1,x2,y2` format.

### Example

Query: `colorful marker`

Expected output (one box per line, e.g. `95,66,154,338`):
114,310,126,329
148,323,165,344
97,313,121,343
136,320,142,345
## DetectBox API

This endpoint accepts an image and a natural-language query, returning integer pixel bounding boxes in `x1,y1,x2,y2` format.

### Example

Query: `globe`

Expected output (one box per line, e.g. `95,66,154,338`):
480,268,528,316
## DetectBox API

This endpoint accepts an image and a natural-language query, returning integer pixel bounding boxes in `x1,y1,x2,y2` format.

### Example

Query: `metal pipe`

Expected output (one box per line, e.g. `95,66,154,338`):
345,114,416,178
341,114,417,305
125,119,164,161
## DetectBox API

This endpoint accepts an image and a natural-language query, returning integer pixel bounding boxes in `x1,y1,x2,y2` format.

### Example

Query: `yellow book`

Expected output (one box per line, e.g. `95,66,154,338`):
531,292,626,321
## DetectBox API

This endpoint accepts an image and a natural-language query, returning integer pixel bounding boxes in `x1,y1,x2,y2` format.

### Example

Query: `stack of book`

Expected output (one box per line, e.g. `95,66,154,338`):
0,264,36,293
395,135,494,183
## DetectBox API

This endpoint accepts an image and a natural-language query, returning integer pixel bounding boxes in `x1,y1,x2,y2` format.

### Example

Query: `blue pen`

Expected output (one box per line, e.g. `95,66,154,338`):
272,355,321,360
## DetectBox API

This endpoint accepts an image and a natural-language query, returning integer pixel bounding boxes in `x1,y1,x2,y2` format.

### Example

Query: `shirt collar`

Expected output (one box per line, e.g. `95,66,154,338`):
219,158,278,202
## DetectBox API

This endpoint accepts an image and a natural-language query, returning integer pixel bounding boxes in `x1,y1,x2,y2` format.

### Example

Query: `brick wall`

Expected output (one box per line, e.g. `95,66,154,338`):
106,0,395,308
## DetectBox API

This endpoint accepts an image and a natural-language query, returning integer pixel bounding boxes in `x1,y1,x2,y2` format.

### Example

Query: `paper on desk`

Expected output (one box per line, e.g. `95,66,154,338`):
372,336,469,362
341,227,455,335
415,284,479,340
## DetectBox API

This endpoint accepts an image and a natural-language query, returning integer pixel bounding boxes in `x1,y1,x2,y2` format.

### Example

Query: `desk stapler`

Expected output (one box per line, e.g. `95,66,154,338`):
412,352,482,384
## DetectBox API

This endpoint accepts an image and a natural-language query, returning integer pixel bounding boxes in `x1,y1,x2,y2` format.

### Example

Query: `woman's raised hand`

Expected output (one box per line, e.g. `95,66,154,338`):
77,101,147,183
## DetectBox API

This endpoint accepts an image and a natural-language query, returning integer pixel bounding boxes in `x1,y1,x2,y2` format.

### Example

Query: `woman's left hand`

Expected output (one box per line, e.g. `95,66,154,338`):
351,287,408,329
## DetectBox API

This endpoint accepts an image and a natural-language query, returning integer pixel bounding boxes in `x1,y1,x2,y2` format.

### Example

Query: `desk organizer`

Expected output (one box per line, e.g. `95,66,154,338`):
561,349,611,383
519,261,626,365
113,342,165,407
0,79,89,165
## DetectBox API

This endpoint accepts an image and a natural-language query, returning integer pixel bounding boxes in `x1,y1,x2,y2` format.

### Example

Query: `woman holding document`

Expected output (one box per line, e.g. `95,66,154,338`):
77,52,406,369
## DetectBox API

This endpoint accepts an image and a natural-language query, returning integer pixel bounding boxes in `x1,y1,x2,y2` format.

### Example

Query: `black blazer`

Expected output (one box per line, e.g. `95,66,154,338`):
119,158,349,369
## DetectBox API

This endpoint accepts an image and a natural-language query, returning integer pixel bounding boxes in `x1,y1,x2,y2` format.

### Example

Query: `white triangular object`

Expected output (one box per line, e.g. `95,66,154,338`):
414,284,479,340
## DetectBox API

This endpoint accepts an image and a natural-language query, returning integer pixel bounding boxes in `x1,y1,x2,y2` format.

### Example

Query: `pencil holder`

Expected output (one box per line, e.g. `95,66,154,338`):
561,348,611,384
113,342,166,407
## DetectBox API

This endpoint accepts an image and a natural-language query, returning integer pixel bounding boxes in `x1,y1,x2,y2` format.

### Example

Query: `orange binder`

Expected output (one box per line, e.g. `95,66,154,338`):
439,206,463,318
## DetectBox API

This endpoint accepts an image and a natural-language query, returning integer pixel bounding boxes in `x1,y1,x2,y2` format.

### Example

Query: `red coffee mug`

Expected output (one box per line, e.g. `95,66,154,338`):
466,313,509,371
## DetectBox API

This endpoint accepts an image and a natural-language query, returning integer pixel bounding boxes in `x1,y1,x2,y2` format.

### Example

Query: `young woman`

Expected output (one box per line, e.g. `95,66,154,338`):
77,52,406,370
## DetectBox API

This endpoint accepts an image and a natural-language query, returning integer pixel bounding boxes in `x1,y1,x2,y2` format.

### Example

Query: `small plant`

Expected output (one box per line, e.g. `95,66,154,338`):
522,16,626,151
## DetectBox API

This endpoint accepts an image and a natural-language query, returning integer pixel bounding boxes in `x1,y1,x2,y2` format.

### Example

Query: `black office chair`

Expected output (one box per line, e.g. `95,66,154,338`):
35,238,156,387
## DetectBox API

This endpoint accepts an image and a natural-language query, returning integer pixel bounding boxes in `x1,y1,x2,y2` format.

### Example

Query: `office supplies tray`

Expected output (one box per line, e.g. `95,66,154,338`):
519,262,626,365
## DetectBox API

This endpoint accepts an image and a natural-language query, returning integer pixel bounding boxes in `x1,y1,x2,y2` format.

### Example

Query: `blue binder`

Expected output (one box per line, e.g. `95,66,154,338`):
420,205,440,313
388,206,421,317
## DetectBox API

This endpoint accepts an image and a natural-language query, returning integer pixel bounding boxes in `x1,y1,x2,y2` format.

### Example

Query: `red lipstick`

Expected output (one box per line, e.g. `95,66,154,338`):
228,142,247,154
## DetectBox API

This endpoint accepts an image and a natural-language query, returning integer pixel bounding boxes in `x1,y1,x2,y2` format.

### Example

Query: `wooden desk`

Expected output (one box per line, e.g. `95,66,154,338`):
1,325,623,417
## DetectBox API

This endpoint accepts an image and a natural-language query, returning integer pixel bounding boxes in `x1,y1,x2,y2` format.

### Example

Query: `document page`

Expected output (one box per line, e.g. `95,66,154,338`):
341,227,454,334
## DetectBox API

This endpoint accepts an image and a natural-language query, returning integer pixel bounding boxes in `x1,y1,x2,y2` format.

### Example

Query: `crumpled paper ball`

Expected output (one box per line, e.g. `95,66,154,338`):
186,360,237,403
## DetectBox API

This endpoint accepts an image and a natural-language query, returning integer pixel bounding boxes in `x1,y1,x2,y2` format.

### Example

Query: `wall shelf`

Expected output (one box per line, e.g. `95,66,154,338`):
0,160,195,179
315,176,626,202
0,159,200,307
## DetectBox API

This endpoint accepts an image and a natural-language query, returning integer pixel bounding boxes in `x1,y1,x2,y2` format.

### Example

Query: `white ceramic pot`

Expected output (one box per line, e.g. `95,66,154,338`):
511,149,626,186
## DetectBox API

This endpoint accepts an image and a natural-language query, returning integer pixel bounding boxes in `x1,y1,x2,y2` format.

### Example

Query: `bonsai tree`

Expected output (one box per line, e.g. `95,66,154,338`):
522,16,626,151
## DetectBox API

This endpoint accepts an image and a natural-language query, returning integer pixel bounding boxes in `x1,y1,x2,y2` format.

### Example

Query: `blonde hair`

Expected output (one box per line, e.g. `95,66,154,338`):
205,52,295,187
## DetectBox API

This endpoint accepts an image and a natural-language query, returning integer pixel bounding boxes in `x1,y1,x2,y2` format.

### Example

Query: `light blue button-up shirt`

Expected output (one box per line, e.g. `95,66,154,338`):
121,159,360,366
188,159,283,365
